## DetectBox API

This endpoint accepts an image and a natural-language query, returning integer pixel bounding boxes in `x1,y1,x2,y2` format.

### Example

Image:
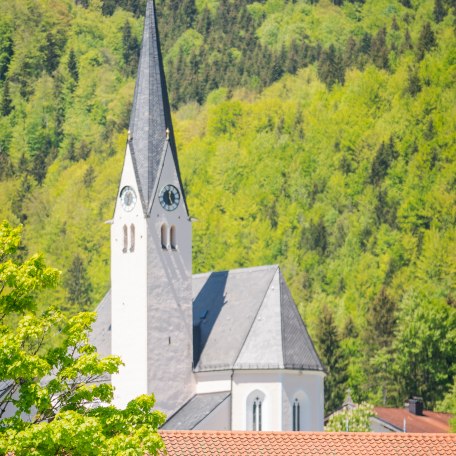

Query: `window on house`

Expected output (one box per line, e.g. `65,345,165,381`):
130,224,135,252
123,225,128,253
293,398,301,431
161,224,168,249
253,397,262,431
170,225,177,250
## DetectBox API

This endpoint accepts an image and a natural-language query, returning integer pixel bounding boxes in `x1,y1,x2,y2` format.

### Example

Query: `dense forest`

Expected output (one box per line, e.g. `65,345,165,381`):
0,0,454,415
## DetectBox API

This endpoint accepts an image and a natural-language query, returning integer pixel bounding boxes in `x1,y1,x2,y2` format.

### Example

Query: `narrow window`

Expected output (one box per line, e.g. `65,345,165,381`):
123,225,128,253
293,399,301,431
161,224,168,249
130,224,135,252
253,397,262,431
170,225,177,250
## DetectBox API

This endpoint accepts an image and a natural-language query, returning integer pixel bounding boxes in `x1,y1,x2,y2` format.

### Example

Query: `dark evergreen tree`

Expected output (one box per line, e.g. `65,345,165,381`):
67,49,79,82
399,0,412,7
75,0,89,7
317,44,345,89
42,32,61,75
11,175,33,223
371,27,389,70
316,305,348,414
370,138,397,186
0,30,13,82
122,20,140,76
366,287,397,350
406,66,421,96
83,165,96,187
401,28,414,52
64,254,93,310
1,80,13,116
433,0,447,22
417,22,437,61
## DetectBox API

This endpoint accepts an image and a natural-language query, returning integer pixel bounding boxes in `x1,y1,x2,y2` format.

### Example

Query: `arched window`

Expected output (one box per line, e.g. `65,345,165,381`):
253,396,262,431
130,224,135,252
247,390,265,431
123,225,128,253
161,224,168,249
292,398,301,431
170,225,177,250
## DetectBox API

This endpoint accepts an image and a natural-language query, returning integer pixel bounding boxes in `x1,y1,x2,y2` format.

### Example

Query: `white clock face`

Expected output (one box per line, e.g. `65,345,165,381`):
120,186,137,212
159,185,180,211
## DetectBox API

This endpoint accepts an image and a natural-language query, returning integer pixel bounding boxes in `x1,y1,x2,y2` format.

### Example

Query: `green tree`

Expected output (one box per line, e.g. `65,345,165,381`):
317,44,345,89
417,22,437,61
325,402,375,432
64,254,93,310
0,79,12,116
316,306,348,414
121,20,140,76
0,221,166,455
67,49,79,82
370,27,389,70
433,0,447,23
392,291,456,409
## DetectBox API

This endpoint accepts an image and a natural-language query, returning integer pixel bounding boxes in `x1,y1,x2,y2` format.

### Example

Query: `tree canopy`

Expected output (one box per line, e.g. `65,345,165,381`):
0,221,165,455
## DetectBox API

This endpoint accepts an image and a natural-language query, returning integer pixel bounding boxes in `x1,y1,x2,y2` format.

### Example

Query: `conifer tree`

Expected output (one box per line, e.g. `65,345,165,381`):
67,49,79,82
433,0,446,22
317,44,345,89
417,22,437,61
0,80,12,116
316,306,348,414
122,20,140,76
371,27,389,70
370,138,397,186
366,287,397,350
65,254,93,310
406,66,421,96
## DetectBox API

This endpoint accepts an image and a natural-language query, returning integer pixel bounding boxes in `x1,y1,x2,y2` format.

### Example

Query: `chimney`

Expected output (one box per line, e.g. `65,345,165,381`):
409,397,424,416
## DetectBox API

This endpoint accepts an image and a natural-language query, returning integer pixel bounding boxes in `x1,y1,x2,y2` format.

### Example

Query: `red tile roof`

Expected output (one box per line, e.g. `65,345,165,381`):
374,406,452,433
160,430,456,455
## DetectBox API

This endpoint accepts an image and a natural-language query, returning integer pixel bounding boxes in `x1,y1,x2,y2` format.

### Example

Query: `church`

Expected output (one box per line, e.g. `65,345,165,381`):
91,0,325,432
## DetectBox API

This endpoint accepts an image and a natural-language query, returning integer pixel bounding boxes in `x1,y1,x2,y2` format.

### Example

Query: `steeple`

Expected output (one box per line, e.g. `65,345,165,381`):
128,0,185,214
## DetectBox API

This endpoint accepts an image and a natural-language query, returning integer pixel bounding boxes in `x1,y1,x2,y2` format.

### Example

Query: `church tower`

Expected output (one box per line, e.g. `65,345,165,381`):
111,0,194,415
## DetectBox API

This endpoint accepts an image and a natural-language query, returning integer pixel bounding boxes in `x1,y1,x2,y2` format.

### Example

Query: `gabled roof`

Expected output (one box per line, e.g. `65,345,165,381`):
128,0,185,214
192,265,323,372
162,392,230,430
374,406,452,433
159,431,456,456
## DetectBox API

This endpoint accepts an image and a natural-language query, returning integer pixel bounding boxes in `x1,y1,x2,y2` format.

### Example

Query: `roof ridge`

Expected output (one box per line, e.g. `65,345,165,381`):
232,266,279,368
192,264,279,278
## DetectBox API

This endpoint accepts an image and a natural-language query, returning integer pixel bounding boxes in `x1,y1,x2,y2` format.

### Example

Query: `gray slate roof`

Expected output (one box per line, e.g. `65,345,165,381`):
161,392,230,430
193,265,323,372
128,0,186,214
91,265,323,374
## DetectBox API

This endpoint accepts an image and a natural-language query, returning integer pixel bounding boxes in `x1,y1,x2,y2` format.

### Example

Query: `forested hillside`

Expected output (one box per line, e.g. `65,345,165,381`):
0,0,455,414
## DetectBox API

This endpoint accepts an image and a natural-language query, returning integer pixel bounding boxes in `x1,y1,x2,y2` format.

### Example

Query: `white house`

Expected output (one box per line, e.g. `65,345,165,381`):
91,0,325,432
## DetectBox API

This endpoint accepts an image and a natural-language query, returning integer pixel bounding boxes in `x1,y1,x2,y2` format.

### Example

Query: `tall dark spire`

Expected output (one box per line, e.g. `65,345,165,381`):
128,0,183,213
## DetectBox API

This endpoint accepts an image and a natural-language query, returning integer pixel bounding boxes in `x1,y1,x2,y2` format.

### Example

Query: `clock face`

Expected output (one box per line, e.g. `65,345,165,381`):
120,186,137,212
159,185,180,211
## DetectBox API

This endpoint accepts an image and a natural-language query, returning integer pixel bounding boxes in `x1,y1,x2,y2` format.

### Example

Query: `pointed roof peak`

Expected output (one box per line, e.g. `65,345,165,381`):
128,0,185,214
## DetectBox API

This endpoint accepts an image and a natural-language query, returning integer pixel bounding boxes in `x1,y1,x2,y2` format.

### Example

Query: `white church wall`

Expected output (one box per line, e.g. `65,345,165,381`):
231,370,283,431
195,371,232,394
111,145,149,408
194,395,231,431
282,370,325,431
